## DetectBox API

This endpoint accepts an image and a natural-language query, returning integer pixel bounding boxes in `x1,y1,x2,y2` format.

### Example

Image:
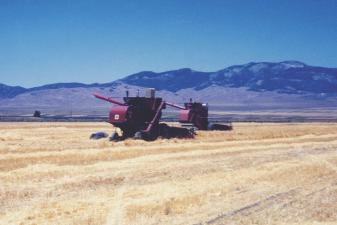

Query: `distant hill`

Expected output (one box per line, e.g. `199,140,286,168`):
120,68,211,92
1,61,337,115
0,83,26,98
120,61,337,94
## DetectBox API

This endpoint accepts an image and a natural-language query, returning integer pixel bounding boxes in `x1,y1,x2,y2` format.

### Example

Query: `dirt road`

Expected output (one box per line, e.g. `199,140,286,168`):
0,122,337,225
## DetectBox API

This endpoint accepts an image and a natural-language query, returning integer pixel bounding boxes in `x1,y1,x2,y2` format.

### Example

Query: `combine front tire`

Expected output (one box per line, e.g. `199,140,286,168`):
134,131,144,140
159,123,171,139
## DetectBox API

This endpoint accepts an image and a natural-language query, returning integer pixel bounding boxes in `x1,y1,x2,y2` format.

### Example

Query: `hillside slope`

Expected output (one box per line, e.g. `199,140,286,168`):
1,61,337,115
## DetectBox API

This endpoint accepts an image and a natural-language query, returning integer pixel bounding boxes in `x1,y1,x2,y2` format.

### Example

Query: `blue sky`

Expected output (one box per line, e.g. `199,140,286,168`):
1,0,337,87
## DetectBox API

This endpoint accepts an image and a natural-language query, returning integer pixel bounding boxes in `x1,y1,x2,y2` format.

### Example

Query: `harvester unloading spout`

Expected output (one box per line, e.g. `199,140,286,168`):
93,93,126,106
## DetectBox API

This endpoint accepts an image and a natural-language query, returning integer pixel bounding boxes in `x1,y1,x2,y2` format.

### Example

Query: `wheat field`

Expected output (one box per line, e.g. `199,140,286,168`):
0,122,337,225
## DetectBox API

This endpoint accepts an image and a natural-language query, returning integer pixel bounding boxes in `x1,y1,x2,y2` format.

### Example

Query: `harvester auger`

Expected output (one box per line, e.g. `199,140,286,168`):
178,99,233,131
93,89,194,141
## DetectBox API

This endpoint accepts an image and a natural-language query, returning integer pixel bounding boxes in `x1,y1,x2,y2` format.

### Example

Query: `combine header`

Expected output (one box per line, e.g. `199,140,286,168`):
94,88,232,141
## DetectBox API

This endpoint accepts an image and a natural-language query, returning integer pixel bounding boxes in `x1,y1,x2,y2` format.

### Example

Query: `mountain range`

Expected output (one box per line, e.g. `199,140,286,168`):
1,61,337,115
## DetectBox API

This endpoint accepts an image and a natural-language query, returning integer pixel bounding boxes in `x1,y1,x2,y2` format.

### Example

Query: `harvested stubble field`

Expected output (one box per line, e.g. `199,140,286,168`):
1,122,337,225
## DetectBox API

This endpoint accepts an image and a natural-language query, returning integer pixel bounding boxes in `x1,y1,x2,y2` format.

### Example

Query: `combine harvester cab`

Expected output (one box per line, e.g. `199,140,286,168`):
93,89,194,141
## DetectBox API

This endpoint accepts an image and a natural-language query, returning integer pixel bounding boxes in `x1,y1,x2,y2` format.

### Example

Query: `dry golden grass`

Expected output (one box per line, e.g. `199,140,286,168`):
0,122,337,225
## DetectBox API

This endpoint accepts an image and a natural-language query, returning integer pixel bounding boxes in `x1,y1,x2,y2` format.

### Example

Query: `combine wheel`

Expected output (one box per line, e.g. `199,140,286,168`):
159,123,171,139
134,131,157,141
144,132,158,141
134,131,144,140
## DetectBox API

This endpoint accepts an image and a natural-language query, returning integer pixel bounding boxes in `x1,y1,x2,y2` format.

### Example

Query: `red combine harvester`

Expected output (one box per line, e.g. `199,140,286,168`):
93,89,194,141
178,100,233,131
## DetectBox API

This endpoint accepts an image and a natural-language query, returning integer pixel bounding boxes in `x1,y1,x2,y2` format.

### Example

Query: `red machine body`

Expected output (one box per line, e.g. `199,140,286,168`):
109,106,128,123
179,110,189,121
